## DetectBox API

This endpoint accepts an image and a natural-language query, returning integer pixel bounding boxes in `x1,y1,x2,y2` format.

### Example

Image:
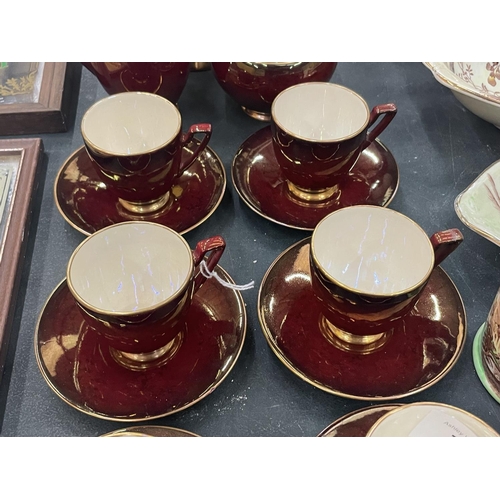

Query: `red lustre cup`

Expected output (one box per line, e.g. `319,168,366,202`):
309,206,463,353
82,62,190,104
212,62,337,121
271,82,397,203
81,92,211,214
66,221,225,370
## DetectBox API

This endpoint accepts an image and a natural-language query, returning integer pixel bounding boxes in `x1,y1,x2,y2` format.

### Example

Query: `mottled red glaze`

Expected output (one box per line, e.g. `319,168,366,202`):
271,103,397,193
310,263,420,338
212,62,337,115
84,122,212,206
259,239,465,399
73,235,225,355
309,228,463,337
55,141,225,235
82,63,190,103
77,284,193,354
231,126,399,230
37,274,245,420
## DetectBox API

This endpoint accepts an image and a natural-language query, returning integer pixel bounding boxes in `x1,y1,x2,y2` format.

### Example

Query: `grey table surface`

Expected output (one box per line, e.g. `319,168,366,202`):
1,62,499,437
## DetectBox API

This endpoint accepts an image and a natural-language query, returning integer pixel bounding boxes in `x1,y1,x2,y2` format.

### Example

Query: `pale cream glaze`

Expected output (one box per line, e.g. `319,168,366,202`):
68,223,192,314
81,92,181,155
312,206,434,295
368,403,498,437
272,82,369,142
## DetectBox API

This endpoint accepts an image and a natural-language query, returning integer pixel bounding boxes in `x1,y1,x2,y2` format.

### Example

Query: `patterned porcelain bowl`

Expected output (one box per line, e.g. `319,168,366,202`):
424,62,500,128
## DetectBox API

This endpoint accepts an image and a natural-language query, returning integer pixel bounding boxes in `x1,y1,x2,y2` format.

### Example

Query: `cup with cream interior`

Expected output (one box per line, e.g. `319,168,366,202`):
310,205,463,351
66,221,225,370
81,91,211,214
271,82,397,203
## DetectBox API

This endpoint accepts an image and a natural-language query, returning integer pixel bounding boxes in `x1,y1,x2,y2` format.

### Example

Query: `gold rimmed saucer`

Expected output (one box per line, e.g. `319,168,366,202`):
54,139,226,236
101,426,200,437
232,126,399,230
258,238,466,401
35,265,246,422
317,404,403,437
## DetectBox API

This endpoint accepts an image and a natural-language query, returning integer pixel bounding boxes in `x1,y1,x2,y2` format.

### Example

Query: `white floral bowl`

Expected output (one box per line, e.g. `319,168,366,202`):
424,62,500,128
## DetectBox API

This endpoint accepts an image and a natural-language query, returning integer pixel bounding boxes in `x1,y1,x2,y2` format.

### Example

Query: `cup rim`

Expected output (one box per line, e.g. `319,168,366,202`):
66,220,194,317
81,91,182,157
271,82,370,143
310,205,435,298
365,401,500,437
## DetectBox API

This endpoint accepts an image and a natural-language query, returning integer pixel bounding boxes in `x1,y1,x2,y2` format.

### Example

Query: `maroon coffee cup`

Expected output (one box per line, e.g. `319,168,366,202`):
212,62,337,121
82,62,190,103
271,82,397,203
309,206,463,352
66,221,225,370
81,92,211,214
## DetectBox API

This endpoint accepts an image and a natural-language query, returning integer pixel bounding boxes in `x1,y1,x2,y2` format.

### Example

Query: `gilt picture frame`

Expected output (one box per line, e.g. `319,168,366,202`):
0,62,81,136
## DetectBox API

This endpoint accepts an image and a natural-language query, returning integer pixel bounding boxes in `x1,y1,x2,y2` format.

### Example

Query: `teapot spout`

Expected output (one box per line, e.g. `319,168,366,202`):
430,229,464,267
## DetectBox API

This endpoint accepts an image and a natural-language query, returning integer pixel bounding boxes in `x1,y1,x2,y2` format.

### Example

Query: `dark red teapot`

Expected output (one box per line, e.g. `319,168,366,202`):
82,62,190,103
212,62,337,121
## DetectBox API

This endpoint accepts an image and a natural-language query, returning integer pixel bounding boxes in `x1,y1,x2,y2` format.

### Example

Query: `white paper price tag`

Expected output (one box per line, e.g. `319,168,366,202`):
408,409,477,437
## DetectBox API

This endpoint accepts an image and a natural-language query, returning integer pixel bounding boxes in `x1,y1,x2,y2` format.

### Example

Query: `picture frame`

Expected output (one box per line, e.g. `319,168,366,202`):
0,62,81,136
0,138,43,382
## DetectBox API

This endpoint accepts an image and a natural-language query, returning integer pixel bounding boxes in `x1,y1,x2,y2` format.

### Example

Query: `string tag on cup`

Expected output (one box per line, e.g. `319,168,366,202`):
200,260,254,291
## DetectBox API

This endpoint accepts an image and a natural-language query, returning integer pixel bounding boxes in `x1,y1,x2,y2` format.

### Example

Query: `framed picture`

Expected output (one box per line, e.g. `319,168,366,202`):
0,62,81,135
0,138,43,382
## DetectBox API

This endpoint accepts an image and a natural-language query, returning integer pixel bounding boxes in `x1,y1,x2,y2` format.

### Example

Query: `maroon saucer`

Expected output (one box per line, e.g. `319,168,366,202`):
55,140,226,236
258,238,466,400
317,404,402,437
232,126,399,230
35,267,246,422
101,426,200,437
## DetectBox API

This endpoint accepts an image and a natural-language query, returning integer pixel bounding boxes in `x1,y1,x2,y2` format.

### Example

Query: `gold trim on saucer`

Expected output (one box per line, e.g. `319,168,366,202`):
257,238,467,401
317,404,403,437
365,401,500,437
54,143,227,237
101,425,200,437
231,136,399,232
35,269,246,422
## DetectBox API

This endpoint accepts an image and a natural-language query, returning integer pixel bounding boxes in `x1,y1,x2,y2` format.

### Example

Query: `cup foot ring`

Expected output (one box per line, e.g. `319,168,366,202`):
118,191,171,215
319,315,392,354
286,181,340,203
241,106,271,122
109,331,184,371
